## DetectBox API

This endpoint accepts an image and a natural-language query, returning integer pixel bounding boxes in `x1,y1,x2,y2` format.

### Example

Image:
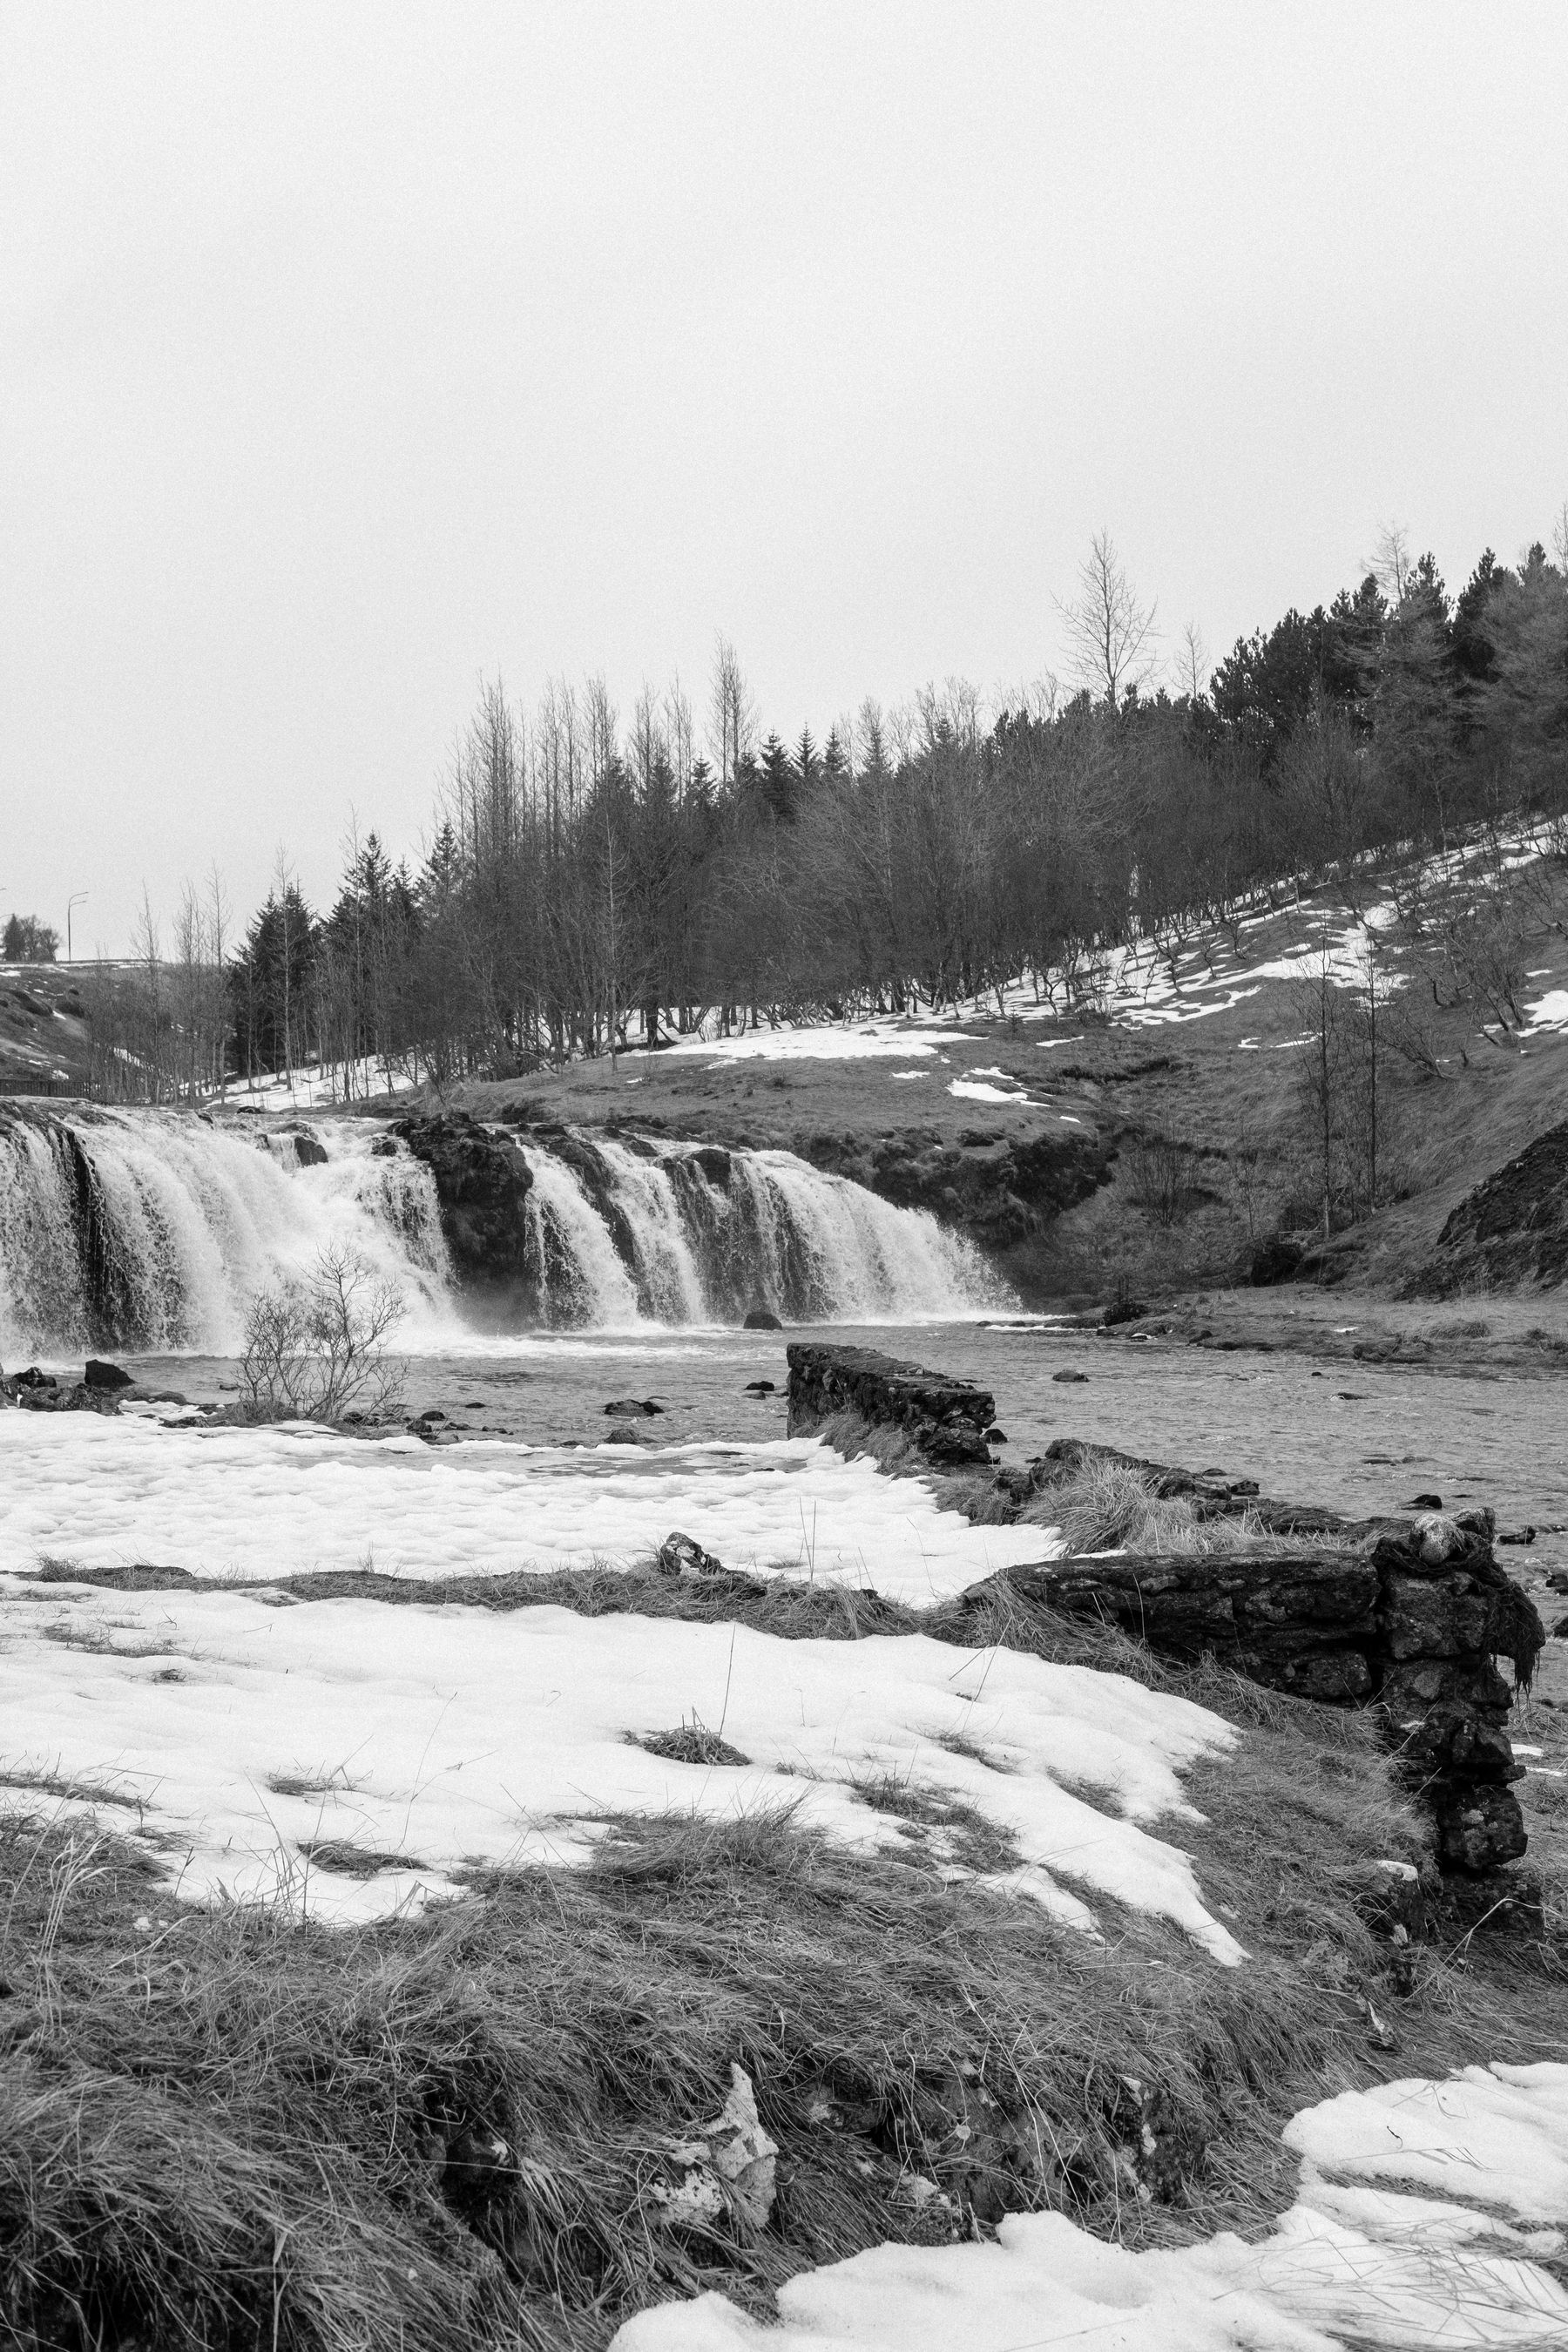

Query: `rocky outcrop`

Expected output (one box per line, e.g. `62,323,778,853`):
787,1342,995,1467
795,1124,1112,1251
391,1113,532,1284
805,1357,1544,1876
974,1440,1545,1876
1426,1119,1568,1294
1,1363,120,1415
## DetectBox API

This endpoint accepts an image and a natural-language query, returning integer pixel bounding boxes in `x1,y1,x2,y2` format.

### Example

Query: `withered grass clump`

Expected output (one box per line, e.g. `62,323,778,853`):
808,1407,1361,1559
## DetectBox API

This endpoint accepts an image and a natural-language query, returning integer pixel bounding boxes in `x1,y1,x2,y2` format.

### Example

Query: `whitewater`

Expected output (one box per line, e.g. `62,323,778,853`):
0,1105,1001,1358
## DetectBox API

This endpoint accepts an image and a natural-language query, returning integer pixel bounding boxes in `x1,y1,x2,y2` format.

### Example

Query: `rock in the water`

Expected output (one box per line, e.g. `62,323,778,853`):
277,1125,329,1168
744,1378,776,1395
391,1112,532,1287
787,1342,994,1468
1051,1369,1088,1384
605,1397,664,1417
84,1358,134,1390
743,1307,783,1330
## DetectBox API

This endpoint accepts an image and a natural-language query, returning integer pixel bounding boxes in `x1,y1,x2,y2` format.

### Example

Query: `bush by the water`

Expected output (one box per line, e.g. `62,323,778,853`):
240,1243,408,1423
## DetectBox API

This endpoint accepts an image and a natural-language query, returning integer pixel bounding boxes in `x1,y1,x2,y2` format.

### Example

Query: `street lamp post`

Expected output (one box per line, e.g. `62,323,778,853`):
67,892,88,963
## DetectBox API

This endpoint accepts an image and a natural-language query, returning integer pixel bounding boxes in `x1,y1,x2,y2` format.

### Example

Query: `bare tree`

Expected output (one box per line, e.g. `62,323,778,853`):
1370,522,1413,604
665,674,695,801
1179,621,1207,703
1059,531,1158,706
708,635,755,787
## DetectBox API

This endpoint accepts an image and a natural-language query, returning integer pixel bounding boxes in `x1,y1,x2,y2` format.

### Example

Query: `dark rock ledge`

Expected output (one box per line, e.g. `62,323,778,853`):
787,1342,1546,1876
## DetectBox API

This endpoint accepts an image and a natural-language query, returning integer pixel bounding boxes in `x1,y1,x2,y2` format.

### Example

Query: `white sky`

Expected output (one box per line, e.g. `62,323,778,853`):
3,2,1566,953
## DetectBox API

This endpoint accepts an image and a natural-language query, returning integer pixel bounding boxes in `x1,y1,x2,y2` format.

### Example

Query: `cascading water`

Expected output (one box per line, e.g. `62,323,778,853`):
0,1107,456,1358
511,1132,1003,1328
0,1107,1004,1355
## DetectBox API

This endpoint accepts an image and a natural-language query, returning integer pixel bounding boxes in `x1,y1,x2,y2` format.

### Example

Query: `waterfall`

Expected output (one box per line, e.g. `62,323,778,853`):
509,1133,1002,1328
0,1107,456,1359
0,1107,1004,1355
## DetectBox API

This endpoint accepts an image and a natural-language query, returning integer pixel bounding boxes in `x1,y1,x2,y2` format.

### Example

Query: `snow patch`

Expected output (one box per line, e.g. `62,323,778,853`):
612,2063,1568,2350
0,1416,1053,1602
0,1582,1239,1949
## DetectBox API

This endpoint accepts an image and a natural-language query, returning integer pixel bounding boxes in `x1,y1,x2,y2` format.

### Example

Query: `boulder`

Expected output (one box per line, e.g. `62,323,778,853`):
743,1307,783,1330
392,1112,532,1284
605,1397,663,1417
657,1531,725,1578
84,1358,133,1390
277,1125,328,1168
787,1342,993,1468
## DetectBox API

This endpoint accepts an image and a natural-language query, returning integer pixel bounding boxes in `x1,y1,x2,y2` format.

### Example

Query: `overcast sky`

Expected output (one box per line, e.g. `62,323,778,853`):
3,3,1566,954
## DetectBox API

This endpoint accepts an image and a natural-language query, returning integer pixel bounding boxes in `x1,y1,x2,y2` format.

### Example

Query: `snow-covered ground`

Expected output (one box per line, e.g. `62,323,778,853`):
0,1416,1048,1599
0,1575,1239,1945
613,2063,1568,2350
228,1053,416,1110
659,1023,979,1063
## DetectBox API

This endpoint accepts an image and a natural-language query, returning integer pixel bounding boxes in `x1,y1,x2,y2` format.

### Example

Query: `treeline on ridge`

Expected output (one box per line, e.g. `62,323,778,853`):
84,527,1568,1101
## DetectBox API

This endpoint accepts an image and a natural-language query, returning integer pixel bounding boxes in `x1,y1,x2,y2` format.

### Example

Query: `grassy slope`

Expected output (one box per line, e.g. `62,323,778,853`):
428,851,1568,1308
0,964,92,1091
4,1560,1565,2352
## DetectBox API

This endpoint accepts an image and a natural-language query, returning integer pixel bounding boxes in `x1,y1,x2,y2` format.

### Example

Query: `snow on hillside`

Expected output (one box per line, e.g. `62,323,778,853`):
629,822,1568,1064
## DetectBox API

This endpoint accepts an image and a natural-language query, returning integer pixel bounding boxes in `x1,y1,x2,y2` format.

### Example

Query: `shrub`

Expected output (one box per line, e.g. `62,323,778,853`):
1124,1131,1196,1225
240,1243,408,1423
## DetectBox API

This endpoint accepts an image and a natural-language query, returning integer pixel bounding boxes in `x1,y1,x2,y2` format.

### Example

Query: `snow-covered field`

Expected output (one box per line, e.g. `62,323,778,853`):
0,1574,1240,1947
614,2064,1568,2350
0,1415,1046,1598
0,1411,1264,1953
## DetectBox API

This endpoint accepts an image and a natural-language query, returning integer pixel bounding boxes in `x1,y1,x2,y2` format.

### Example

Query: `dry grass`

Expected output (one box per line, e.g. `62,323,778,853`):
1011,1455,1365,1561
2,1695,1559,2352
4,1538,1566,2351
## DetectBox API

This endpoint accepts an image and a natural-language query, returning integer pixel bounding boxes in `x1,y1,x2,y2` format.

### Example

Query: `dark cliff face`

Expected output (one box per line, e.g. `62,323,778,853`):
1428,1121,1568,1294
392,1113,533,1284
794,1124,1113,1253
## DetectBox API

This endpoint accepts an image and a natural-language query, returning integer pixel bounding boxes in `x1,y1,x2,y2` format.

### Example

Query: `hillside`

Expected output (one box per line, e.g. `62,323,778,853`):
0,962,92,1093
10,833,1568,1315
426,831,1568,1310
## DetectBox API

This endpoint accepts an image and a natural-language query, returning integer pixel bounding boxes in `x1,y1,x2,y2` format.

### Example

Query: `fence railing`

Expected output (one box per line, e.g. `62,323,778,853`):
0,1076,98,1100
